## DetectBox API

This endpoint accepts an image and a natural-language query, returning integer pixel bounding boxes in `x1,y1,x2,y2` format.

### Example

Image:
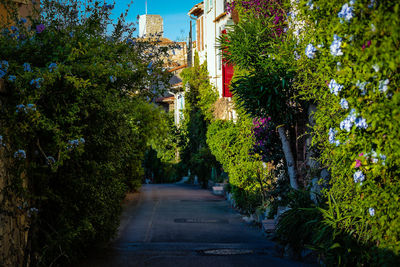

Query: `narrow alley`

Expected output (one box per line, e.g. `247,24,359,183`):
76,184,311,267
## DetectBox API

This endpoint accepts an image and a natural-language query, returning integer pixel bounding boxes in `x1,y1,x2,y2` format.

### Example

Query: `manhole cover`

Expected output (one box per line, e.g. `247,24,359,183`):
180,199,223,202
174,218,229,224
201,249,253,255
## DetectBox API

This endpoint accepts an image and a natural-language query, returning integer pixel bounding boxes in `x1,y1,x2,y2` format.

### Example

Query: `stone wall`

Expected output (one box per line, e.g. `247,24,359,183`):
1,2,39,266
139,14,163,38
213,97,235,121
0,85,31,267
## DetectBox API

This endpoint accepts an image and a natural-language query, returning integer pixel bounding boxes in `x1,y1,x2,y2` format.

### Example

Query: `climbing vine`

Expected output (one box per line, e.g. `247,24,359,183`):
0,0,173,265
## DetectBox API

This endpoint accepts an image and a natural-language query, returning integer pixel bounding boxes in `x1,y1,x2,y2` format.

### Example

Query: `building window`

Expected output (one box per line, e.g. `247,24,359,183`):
206,0,213,12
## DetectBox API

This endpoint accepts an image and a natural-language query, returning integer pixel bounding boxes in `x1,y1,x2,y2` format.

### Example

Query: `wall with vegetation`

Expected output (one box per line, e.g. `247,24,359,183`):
0,1,173,265
220,0,399,264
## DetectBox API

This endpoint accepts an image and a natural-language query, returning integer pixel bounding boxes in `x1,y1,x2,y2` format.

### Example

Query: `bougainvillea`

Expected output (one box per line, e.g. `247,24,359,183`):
251,117,282,163
227,0,286,36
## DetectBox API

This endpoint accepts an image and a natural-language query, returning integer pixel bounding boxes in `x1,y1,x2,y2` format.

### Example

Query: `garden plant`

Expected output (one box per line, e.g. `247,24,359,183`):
0,0,173,265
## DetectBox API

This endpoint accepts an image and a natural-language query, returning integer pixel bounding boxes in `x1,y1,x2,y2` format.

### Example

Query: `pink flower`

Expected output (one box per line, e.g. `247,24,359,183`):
359,152,364,156
355,159,362,168
367,40,371,47
36,24,45,34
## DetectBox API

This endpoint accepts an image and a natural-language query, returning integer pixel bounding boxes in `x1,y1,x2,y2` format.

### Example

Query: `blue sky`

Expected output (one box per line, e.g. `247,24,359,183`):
111,0,202,41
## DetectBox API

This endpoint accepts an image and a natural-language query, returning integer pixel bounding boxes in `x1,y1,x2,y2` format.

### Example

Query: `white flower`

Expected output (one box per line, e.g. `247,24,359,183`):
329,79,343,96
372,64,380,72
355,117,368,129
380,154,387,165
338,2,355,23
371,150,378,163
288,11,296,20
328,128,340,146
371,23,376,32
294,51,300,60
340,118,353,132
353,170,365,183
356,80,368,95
337,62,342,71
340,109,357,132
369,207,375,216
370,150,386,165
305,44,317,59
330,34,343,56
340,98,349,109
306,0,314,10
378,79,389,93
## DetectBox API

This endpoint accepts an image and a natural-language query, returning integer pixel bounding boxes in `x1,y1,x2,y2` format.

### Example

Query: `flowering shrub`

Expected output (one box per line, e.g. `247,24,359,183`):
290,0,400,264
0,0,172,265
226,0,286,36
251,117,282,162
220,0,399,263
207,107,279,213
220,0,303,190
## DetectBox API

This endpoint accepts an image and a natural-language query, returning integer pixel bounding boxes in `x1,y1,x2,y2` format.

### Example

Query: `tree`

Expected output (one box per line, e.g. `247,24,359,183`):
0,0,173,265
180,52,218,188
219,1,302,190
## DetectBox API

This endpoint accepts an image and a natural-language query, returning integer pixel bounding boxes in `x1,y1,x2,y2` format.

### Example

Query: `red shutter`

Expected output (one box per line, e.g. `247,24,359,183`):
221,29,233,97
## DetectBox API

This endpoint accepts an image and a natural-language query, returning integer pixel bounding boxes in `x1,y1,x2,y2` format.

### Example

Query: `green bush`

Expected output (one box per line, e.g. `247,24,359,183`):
223,0,400,264
276,190,321,255
220,0,306,190
290,0,400,263
206,111,277,214
180,52,219,187
0,0,172,265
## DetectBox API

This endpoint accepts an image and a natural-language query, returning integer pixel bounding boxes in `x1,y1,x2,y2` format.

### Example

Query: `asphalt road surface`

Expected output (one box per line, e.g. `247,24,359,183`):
76,184,313,267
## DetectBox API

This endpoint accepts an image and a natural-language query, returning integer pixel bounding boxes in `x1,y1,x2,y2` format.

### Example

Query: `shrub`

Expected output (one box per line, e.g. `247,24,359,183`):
0,0,172,265
220,0,305,190
180,52,219,187
206,110,278,214
290,0,400,263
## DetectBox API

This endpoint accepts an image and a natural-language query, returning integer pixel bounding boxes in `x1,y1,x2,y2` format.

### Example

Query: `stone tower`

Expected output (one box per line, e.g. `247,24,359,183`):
138,15,163,38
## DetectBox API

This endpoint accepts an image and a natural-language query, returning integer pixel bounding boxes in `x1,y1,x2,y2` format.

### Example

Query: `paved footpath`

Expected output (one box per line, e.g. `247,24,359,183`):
76,184,314,267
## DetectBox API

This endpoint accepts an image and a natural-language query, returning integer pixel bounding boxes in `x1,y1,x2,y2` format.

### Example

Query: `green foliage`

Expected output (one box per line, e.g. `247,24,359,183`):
220,0,400,263
180,52,219,187
206,113,277,213
288,0,400,263
219,4,301,123
144,112,182,183
0,0,173,265
181,52,218,122
276,190,322,255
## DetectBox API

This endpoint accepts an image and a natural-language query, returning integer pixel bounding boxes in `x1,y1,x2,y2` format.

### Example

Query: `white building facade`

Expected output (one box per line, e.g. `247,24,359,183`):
189,0,236,120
